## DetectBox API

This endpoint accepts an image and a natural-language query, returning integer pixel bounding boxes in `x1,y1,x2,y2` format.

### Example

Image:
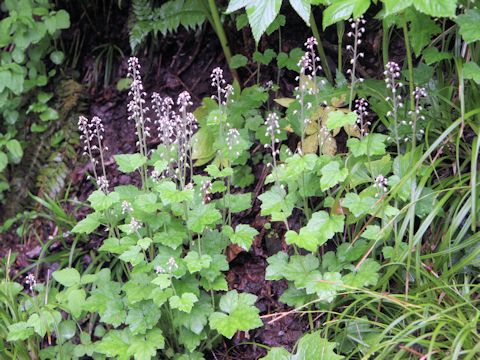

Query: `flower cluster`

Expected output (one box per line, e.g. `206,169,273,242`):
298,36,322,81
121,201,133,214
78,115,109,192
373,174,388,197
129,217,142,233
127,57,150,156
25,273,36,292
226,128,241,157
354,98,371,137
346,16,366,85
152,93,176,146
201,180,212,204
210,67,233,106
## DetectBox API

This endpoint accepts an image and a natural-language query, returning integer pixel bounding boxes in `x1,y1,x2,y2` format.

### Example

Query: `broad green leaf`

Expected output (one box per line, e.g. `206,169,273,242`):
88,190,119,211
285,211,344,252
229,224,259,250
205,164,233,178
6,139,22,163
289,0,311,25
0,152,8,172
342,193,376,217
343,259,380,288
187,203,222,233
127,328,165,360
27,310,62,338
323,0,370,29
262,331,344,359
125,301,161,335
253,49,277,65
258,185,294,221
114,153,147,173
184,251,212,273
347,134,387,157
320,161,348,191
246,0,282,43
57,320,76,342
326,110,357,130
230,54,248,69
407,10,440,55
265,252,290,280
382,0,412,15
413,0,457,18
422,47,452,65
463,62,480,84
209,290,262,338
456,9,480,44
169,292,198,313
53,268,81,287
7,322,34,341
304,271,343,302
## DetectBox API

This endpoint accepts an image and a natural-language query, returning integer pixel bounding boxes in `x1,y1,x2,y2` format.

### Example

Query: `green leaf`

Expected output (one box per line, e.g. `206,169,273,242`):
71,213,101,234
184,251,212,273
39,108,59,121
246,0,282,43
457,9,480,44
192,127,215,165
342,193,376,217
6,139,23,163
407,10,440,56
114,153,147,173
169,292,199,313
413,0,457,18
220,192,252,213
326,111,357,130
125,301,161,335
27,310,62,337
347,134,387,157
320,161,348,191
289,0,311,25
343,259,380,288
58,320,76,342
422,47,452,65
323,0,370,29
230,54,248,69
7,322,34,341
265,252,290,280
229,224,259,250
209,290,262,339
285,211,344,252
253,49,277,65
0,152,7,172
53,268,81,287
187,203,222,233
258,185,294,222
50,50,64,64
304,271,343,302
205,164,233,178
382,0,412,15
262,331,344,359
463,62,480,84
88,190,119,211
128,328,165,360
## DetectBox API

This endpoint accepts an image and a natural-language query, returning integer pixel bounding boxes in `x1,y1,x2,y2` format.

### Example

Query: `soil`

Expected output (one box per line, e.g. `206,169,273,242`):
1,2,392,359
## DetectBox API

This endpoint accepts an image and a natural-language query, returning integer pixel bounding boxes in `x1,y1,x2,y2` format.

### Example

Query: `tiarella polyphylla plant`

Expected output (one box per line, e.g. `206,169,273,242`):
346,16,366,110
78,115,109,193
4,57,263,359
354,98,370,137
384,61,405,153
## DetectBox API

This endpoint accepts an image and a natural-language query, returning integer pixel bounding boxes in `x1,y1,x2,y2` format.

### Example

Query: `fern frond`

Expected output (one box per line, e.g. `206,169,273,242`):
129,0,206,52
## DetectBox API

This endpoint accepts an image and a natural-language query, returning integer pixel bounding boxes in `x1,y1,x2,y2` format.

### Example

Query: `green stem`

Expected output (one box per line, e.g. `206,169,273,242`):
402,15,417,299
207,0,239,82
310,13,333,84
336,22,344,73
382,19,390,66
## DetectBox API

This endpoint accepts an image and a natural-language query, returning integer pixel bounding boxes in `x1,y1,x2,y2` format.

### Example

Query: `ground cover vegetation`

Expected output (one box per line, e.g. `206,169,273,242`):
0,0,479,359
